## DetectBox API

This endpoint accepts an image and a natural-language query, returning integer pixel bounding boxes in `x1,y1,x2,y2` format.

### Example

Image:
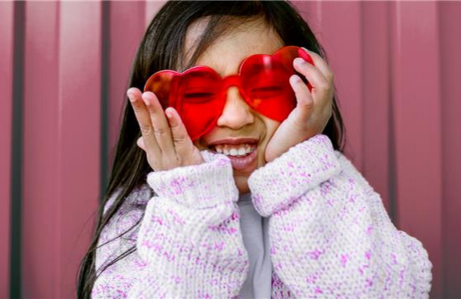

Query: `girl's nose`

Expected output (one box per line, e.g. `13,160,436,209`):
216,87,255,129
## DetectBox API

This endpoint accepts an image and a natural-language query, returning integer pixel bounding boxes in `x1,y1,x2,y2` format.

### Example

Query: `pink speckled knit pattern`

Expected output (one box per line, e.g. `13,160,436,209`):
248,134,432,298
91,134,432,298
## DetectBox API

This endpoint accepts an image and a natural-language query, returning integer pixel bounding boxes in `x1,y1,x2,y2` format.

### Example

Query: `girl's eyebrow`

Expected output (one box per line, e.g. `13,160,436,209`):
190,60,225,75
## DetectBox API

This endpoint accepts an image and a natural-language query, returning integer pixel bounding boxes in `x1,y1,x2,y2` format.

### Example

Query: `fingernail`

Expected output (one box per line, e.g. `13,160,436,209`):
294,57,306,66
302,47,309,53
290,74,301,84
142,94,150,106
127,89,136,101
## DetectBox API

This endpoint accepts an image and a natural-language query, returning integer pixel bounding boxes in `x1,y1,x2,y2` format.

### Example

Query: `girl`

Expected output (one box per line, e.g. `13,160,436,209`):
77,1,432,298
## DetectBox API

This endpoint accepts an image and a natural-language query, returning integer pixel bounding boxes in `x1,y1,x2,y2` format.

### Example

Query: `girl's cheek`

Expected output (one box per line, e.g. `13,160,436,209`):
193,139,207,151
256,143,267,167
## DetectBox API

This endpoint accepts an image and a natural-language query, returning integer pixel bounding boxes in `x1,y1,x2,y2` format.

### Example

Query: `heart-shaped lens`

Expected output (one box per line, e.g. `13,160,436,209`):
239,47,300,121
144,67,225,140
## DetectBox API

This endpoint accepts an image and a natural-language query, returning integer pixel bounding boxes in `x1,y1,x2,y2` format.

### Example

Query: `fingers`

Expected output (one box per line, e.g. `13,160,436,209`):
129,87,200,170
127,88,162,159
293,50,334,113
164,107,195,159
301,48,334,82
293,57,330,95
289,48,335,131
141,91,177,160
289,74,314,120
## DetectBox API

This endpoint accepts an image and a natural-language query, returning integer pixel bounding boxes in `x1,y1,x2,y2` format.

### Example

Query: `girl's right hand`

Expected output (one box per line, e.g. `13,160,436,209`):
127,87,205,171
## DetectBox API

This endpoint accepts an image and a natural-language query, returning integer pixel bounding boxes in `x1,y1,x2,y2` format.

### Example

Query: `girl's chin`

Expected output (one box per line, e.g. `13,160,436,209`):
234,175,250,194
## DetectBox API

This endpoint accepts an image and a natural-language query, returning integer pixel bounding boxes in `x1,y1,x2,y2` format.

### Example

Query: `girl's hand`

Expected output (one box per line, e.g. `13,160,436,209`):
264,48,334,163
127,88,205,171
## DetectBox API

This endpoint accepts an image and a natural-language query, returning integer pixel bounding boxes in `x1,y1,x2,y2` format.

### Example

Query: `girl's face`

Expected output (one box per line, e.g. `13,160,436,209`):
187,19,285,194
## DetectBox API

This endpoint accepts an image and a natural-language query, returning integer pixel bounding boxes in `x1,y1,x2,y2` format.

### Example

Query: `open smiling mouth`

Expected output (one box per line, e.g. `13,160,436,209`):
208,143,259,171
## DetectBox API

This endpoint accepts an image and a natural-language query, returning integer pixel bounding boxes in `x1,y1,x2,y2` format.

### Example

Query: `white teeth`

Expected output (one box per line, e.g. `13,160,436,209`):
212,143,257,157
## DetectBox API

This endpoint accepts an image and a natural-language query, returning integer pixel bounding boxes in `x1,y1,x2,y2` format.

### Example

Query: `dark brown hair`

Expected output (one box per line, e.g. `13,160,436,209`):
77,1,346,298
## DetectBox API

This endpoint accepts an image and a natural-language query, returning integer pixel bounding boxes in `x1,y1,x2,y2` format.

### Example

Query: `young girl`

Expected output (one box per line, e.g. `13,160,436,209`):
77,1,432,298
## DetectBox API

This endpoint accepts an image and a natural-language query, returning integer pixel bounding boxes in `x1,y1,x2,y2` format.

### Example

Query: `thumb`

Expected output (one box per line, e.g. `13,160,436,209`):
136,137,146,151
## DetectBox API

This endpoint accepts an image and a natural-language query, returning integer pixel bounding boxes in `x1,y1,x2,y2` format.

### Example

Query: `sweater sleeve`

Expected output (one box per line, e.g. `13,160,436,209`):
248,134,432,298
91,151,249,298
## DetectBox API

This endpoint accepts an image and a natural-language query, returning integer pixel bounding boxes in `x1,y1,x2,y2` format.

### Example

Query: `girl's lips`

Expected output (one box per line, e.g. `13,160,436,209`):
208,145,258,171
225,146,258,171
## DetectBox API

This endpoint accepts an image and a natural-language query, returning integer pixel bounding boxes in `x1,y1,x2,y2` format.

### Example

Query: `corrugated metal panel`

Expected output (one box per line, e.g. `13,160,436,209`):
439,2,461,297
21,1,101,297
107,2,146,165
391,2,443,297
22,2,60,297
0,2,14,297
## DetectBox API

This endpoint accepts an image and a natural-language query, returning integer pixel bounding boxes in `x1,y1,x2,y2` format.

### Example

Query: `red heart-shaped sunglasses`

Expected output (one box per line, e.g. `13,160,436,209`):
144,46,314,141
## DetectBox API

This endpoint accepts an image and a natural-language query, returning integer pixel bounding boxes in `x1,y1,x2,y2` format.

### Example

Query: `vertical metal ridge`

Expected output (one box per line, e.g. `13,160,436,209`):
100,0,110,203
10,1,25,298
359,1,366,174
387,2,398,226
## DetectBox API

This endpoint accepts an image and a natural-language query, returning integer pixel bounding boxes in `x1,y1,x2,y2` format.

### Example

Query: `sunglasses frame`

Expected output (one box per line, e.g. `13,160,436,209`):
144,45,314,140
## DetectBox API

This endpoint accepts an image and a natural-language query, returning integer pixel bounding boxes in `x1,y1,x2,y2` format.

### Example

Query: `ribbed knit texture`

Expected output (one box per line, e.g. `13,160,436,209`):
91,134,432,298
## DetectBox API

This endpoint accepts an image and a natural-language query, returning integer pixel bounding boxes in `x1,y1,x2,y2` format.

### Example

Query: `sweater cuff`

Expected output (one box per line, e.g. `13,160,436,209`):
248,134,341,217
147,150,238,209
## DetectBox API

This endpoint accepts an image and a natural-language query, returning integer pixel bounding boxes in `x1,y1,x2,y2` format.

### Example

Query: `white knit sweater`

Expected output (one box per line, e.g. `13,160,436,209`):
91,134,432,298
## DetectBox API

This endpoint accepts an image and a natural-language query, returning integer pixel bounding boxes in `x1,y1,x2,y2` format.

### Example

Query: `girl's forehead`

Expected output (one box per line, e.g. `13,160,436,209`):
184,19,284,76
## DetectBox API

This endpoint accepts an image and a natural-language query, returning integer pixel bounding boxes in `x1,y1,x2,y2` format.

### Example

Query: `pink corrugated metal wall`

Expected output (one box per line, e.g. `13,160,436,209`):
1,1,460,298
0,1,14,297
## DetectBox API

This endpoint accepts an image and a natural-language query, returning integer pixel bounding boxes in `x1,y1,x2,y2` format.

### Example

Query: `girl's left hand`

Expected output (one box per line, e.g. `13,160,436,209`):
264,48,335,163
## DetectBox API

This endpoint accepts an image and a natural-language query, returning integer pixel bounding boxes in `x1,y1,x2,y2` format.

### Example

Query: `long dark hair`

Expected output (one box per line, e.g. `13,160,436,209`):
77,1,346,298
